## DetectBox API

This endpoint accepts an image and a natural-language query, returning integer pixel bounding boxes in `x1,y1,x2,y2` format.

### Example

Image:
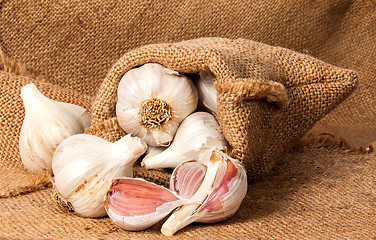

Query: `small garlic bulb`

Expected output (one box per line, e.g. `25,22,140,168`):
116,63,198,146
19,83,91,173
142,112,228,169
195,70,217,114
52,134,147,217
161,150,248,236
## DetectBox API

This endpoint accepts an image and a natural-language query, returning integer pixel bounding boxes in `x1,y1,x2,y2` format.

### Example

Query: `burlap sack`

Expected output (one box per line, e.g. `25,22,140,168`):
1,0,374,150
0,0,375,238
0,54,93,197
86,37,357,182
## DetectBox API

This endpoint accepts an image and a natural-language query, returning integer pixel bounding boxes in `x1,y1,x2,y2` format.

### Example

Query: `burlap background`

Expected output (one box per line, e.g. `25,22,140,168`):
0,0,375,238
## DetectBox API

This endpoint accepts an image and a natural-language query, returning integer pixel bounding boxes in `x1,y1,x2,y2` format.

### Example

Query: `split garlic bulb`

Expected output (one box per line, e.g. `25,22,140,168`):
104,150,247,235
195,70,217,114
116,63,198,146
142,112,228,169
52,134,147,217
19,83,91,173
162,150,248,236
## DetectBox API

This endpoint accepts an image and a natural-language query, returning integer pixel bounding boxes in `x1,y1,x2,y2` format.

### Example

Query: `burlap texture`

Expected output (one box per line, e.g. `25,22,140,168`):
0,69,93,198
0,0,375,149
1,145,375,239
88,37,357,181
0,0,375,238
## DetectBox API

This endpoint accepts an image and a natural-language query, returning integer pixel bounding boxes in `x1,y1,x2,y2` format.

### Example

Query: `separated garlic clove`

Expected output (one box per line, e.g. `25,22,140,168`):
142,112,228,169
161,150,247,236
116,63,198,146
19,83,91,173
52,134,147,218
105,178,187,231
170,161,206,199
195,70,217,114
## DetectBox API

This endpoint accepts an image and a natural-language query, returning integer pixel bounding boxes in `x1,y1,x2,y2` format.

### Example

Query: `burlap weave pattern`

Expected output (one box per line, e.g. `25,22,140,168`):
0,0,374,148
89,37,357,181
0,0,375,238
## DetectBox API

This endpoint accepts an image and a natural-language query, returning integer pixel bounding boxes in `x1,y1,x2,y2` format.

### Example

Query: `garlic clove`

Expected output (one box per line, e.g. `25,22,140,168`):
195,70,217,114
19,83,91,173
105,177,187,231
170,161,206,199
52,134,147,217
116,63,198,146
141,112,228,169
161,150,247,236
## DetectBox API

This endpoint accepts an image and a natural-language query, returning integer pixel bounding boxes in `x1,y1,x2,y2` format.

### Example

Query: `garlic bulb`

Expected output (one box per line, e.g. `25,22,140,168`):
116,63,198,146
19,83,91,173
142,112,228,169
161,150,248,236
52,134,147,217
105,178,186,231
195,70,217,114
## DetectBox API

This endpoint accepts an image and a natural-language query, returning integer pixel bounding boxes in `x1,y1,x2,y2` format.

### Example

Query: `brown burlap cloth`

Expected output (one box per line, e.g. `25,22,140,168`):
0,0,375,238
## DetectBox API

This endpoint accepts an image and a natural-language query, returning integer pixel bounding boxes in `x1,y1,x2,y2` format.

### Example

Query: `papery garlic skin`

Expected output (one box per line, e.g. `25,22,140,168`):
195,70,217,114
105,178,186,231
161,150,247,236
142,112,228,169
19,83,91,173
116,63,198,146
52,134,147,218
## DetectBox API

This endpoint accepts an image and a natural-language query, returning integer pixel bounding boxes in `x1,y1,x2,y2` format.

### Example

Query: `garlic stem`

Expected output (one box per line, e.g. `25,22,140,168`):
161,158,222,236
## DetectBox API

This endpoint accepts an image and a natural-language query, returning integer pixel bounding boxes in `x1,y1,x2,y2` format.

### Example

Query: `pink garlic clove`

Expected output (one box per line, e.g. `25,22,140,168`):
105,178,186,231
170,161,206,199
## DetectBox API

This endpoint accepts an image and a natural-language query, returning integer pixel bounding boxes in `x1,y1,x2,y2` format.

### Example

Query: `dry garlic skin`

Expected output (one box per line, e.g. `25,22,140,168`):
19,83,91,173
116,63,198,146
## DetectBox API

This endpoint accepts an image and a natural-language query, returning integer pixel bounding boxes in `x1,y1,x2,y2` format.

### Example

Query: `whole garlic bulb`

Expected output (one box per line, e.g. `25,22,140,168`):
19,83,91,173
195,70,217,114
116,63,198,146
52,134,147,217
142,112,228,169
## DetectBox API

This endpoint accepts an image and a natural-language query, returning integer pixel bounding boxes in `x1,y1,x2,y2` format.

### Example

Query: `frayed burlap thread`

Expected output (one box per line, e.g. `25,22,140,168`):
0,71,93,197
89,37,357,182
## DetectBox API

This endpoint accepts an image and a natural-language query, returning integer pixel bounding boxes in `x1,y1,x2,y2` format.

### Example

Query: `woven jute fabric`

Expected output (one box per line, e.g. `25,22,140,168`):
0,0,375,149
88,37,357,182
0,0,375,238
0,70,93,198
1,145,375,239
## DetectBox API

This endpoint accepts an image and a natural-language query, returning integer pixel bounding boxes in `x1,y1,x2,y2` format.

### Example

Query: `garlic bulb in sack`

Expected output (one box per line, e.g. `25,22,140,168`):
52,134,147,217
116,63,198,146
142,111,228,169
162,150,248,236
19,83,91,173
195,70,217,114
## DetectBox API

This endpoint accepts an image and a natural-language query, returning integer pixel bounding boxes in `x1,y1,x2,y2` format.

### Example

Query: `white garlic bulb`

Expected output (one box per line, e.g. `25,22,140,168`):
19,83,91,173
195,70,217,114
162,150,248,236
116,63,198,146
142,112,228,169
52,134,147,218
